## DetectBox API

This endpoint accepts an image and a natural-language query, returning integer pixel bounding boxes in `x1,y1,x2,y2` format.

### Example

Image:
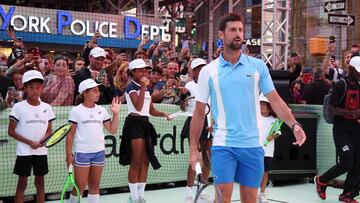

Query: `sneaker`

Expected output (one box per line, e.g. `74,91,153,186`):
258,192,269,203
339,193,359,203
184,196,193,203
314,176,327,200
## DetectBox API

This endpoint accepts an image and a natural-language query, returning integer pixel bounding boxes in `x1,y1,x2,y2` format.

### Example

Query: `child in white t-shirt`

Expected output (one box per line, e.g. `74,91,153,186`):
258,94,281,203
66,78,120,203
8,70,56,203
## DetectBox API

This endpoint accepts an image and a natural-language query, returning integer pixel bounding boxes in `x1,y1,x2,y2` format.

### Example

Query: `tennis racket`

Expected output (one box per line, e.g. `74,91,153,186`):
60,164,81,203
194,162,222,203
168,97,210,119
263,118,283,147
41,124,71,148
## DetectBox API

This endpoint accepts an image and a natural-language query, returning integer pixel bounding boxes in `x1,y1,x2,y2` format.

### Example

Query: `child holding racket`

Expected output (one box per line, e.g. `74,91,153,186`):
66,78,120,203
258,94,281,203
8,70,56,203
179,58,213,203
119,59,169,203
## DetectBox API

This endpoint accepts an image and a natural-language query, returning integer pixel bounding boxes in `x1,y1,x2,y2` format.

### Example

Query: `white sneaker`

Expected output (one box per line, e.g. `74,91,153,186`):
184,196,193,203
258,193,269,203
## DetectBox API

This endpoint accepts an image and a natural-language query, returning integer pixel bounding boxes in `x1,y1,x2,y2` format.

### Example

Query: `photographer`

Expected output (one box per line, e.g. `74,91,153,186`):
151,62,181,104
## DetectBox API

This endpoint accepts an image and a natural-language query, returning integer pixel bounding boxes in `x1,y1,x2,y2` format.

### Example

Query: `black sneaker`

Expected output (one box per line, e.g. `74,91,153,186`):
339,193,359,203
314,176,327,200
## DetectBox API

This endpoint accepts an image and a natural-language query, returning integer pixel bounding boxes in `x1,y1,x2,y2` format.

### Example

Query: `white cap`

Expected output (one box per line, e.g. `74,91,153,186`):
129,59,150,70
78,78,101,94
349,56,360,73
22,70,44,84
259,93,269,103
89,47,106,58
191,58,207,69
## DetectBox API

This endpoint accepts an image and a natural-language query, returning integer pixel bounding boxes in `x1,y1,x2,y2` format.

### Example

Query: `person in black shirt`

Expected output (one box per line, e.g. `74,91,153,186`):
302,68,331,105
73,47,114,105
288,52,302,89
314,54,360,202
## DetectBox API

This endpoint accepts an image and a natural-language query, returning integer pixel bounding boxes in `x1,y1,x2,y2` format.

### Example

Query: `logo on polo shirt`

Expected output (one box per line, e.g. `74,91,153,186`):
98,111,102,114
246,74,252,77
43,109,47,113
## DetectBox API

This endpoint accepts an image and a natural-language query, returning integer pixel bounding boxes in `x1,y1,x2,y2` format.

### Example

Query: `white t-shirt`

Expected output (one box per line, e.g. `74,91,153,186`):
68,104,111,153
9,100,55,156
261,116,281,157
125,80,151,116
184,81,197,115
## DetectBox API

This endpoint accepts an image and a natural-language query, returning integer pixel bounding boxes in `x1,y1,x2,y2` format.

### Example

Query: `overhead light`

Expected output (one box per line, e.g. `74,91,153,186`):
49,50,55,53
246,8,252,13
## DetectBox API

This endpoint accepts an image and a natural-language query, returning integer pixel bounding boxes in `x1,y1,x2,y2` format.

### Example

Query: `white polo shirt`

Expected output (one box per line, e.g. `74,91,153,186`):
9,100,56,156
69,104,111,153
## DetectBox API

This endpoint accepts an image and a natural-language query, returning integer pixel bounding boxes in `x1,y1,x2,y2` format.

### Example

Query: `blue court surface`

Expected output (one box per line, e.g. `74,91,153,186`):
46,182,353,203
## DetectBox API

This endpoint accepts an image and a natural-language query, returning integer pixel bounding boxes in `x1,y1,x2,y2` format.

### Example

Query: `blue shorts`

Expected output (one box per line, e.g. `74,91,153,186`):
74,150,105,167
211,146,264,188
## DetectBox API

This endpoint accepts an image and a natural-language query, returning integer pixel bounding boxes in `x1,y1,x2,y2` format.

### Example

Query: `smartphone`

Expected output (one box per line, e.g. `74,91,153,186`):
329,36,336,44
163,42,170,48
97,69,107,84
7,86,16,96
182,41,189,49
174,72,181,79
160,55,169,65
28,47,40,56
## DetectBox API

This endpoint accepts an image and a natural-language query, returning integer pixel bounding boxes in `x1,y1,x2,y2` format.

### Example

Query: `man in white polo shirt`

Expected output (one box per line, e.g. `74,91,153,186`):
189,13,306,203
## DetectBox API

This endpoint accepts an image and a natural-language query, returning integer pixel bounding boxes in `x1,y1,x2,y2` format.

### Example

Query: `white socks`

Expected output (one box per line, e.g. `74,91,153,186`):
87,194,99,203
129,182,147,201
69,194,79,203
185,186,193,197
129,183,139,201
138,183,146,200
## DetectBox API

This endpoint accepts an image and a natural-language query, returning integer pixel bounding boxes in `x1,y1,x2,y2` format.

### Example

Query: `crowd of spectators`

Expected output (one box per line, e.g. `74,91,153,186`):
289,43,360,105
1,28,359,109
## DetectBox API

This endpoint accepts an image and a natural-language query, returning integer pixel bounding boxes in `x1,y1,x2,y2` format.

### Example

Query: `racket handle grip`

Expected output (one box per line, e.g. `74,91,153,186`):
195,162,202,176
68,164,73,173
206,114,211,128
263,140,269,147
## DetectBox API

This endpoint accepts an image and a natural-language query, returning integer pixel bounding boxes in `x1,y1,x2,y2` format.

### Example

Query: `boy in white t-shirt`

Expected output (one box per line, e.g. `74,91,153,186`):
258,94,281,203
8,70,56,203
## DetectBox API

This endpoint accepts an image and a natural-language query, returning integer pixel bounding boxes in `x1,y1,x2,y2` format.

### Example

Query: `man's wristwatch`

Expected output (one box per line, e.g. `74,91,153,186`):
291,122,303,133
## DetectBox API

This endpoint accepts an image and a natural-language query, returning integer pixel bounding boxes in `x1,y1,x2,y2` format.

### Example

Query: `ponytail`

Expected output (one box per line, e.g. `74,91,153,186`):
74,94,84,105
